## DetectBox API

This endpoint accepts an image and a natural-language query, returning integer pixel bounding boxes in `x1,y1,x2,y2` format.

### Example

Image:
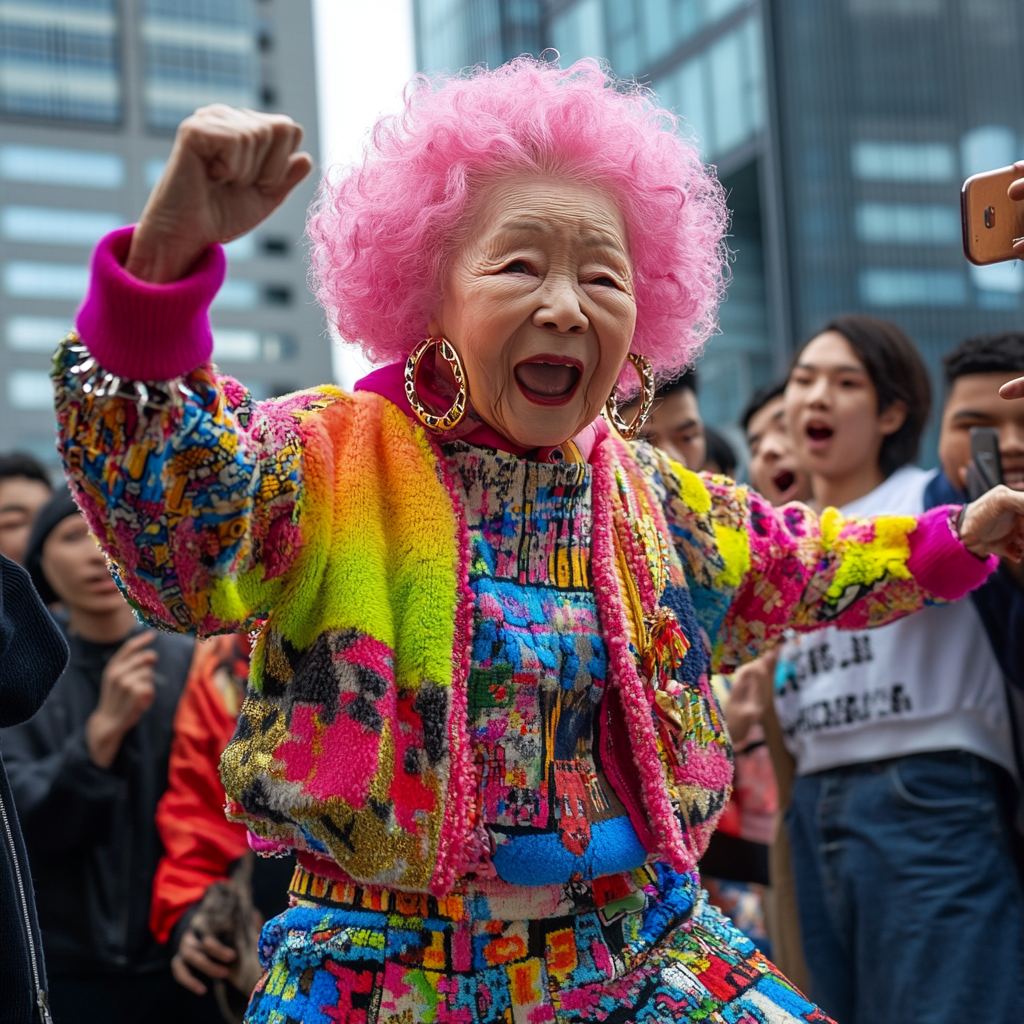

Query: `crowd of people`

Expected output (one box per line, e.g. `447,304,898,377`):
3,56,1024,1024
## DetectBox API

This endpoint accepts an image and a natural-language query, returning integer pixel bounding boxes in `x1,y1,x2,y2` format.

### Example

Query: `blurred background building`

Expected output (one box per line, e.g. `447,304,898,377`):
0,0,326,466
414,0,1024,460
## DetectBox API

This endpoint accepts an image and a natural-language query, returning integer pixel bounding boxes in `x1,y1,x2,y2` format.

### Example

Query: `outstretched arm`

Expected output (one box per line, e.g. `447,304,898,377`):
645,449,1024,670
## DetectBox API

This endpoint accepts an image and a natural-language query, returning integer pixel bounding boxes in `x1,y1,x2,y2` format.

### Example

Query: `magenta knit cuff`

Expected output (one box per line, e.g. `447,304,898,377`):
906,504,997,601
75,225,226,380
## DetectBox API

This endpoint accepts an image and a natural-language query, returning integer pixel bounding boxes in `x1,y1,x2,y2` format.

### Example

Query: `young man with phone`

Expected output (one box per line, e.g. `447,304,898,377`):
926,334,1024,759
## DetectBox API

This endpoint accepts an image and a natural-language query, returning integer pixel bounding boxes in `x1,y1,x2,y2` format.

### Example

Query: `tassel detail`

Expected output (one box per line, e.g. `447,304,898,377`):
640,607,692,773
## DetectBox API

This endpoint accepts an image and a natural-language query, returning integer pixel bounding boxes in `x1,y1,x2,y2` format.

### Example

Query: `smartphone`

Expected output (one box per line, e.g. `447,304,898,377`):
961,166,1024,265
966,426,1003,501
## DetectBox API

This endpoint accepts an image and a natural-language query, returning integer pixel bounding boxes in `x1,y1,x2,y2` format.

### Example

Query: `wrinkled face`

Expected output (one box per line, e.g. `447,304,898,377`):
41,513,123,614
746,395,812,506
0,475,51,565
430,174,637,448
785,331,905,481
939,370,1024,492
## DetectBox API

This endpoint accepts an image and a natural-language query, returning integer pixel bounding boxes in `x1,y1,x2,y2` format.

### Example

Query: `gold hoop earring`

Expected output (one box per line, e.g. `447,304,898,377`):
404,336,468,431
605,353,655,441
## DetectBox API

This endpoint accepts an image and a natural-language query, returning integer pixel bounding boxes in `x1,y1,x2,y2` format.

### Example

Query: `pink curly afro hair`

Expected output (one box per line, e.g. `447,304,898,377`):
308,57,728,383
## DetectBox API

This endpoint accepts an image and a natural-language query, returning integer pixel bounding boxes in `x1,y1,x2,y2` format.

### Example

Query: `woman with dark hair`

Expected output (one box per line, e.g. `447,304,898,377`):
787,314,931,504
775,316,1023,1024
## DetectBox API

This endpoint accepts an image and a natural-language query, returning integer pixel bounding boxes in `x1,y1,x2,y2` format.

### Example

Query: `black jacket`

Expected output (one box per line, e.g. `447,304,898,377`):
0,556,69,1024
925,472,1024,850
0,627,192,978
923,472,1024,693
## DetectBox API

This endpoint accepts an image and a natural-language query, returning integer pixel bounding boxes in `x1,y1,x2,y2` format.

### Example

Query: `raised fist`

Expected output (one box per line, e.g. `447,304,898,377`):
126,105,312,284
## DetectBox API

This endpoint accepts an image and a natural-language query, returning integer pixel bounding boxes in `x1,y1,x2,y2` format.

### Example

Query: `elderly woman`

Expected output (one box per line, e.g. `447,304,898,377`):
53,60,1024,1023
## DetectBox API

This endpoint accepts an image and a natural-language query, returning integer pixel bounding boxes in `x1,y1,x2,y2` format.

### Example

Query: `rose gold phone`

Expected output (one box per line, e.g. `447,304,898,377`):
961,165,1024,265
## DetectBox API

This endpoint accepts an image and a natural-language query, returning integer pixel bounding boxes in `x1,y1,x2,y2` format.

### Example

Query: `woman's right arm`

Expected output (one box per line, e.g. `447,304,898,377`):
54,237,342,636
54,107,331,635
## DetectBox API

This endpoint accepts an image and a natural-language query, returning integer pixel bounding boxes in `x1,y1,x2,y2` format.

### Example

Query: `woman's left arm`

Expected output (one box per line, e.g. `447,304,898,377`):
654,455,1024,670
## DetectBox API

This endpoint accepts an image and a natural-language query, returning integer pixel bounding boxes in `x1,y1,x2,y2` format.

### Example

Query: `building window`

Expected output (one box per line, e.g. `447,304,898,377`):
970,263,1022,312
0,0,121,123
3,261,88,300
859,268,967,307
654,14,763,161
416,0,466,73
961,125,1018,179
213,328,295,362
263,284,291,305
224,233,256,261
213,328,261,361
0,145,125,189
2,206,123,246
551,0,605,67
851,141,955,182
6,316,72,352
261,236,289,255
7,369,53,411
854,203,960,245
212,278,260,310
141,0,260,132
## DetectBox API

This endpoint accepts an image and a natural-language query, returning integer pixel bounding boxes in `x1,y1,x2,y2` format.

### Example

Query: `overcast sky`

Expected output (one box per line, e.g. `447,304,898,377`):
311,0,416,385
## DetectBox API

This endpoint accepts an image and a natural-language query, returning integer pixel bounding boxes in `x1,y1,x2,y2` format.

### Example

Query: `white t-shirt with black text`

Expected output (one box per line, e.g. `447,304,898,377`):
775,465,1016,778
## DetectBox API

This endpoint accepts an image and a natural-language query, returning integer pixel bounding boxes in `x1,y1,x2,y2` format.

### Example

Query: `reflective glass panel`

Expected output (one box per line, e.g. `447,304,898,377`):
6,315,72,351
851,141,956,182
3,260,89,300
2,206,123,246
859,268,967,306
213,328,261,361
854,203,960,244
552,0,605,65
7,369,53,411
0,0,121,123
212,277,259,309
142,0,259,131
0,145,124,189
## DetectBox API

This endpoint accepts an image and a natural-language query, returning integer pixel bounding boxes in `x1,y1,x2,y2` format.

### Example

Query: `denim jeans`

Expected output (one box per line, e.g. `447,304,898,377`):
787,750,1024,1024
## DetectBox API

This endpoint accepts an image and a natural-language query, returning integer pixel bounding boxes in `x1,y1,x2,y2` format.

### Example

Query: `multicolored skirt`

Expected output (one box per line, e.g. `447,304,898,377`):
245,863,832,1023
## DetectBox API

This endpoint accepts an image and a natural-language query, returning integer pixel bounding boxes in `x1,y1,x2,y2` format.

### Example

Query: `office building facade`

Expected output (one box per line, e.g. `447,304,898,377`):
413,0,1024,458
0,0,326,465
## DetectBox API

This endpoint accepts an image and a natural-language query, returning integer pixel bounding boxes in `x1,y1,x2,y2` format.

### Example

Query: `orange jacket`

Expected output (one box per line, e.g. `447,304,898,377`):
150,635,250,944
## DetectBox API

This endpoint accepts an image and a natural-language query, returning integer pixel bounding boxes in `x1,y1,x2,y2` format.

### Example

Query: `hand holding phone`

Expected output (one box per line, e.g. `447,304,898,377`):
961,162,1024,265
966,427,1004,501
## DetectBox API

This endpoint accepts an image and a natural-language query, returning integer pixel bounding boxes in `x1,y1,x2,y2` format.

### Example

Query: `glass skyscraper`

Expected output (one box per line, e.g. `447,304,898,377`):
413,0,1024,460
0,0,326,466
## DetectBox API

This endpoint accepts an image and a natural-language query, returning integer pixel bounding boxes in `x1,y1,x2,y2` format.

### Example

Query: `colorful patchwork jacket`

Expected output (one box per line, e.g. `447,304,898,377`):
52,228,995,897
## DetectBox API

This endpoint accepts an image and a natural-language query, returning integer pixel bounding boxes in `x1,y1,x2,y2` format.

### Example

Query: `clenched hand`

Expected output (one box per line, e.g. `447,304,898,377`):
126,105,312,284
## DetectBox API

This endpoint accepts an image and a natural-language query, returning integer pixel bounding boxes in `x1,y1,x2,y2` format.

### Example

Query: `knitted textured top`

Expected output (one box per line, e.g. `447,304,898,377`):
454,440,648,885
52,228,996,898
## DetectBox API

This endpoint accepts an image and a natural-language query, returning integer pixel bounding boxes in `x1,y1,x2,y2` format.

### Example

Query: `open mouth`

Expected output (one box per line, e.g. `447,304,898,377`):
773,470,796,494
514,357,583,406
806,422,834,444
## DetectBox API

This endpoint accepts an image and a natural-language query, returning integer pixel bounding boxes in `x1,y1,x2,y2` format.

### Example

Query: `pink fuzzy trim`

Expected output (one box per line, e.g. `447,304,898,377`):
906,504,997,600
428,438,478,897
589,439,688,869
76,226,224,379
